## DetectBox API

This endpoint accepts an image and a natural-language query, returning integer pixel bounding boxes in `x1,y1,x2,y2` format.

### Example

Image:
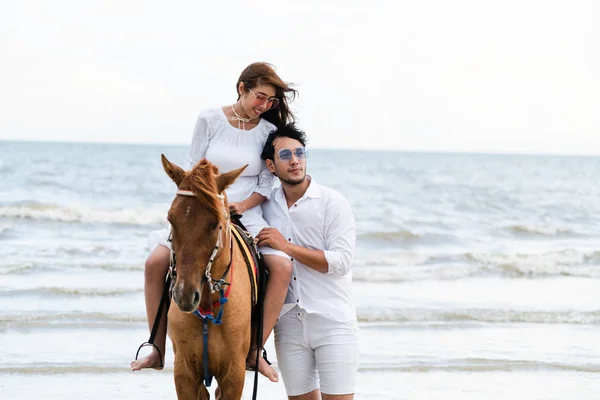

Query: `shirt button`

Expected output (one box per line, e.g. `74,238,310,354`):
293,277,296,280
290,258,294,261
288,238,291,241
296,299,299,303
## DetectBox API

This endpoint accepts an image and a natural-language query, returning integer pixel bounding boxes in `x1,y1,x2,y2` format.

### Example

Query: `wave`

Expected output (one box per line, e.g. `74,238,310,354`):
0,224,14,239
353,249,600,281
0,287,142,297
356,308,600,324
358,359,600,373
583,251,600,263
357,230,458,246
0,263,48,275
359,230,421,241
0,203,166,226
357,224,584,248
467,249,600,278
0,365,138,374
0,261,143,275
2,359,598,374
0,312,145,332
352,264,600,282
506,224,575,237
7,308,596,326
0,311,144,326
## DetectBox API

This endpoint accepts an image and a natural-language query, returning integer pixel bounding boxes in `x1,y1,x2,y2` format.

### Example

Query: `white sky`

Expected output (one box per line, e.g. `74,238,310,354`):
1,0,599,154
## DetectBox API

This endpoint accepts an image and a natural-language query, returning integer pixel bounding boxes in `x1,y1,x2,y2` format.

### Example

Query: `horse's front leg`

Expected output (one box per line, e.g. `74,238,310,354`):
199,385,210,400
173,356,208,400
216,361,246,400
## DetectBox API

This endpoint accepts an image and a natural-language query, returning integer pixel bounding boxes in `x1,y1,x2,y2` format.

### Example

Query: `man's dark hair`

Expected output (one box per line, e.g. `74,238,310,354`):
261,123,308,161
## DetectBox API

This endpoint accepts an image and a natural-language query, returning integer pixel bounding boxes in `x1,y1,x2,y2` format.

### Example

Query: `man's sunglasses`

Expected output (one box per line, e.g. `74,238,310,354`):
278,147,307,161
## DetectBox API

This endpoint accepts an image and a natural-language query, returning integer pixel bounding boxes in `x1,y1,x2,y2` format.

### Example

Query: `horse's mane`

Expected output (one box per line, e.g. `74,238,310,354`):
187,159,223,219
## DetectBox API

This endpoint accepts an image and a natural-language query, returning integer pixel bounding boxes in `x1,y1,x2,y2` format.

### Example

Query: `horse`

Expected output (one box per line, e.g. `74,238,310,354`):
161,154,258,400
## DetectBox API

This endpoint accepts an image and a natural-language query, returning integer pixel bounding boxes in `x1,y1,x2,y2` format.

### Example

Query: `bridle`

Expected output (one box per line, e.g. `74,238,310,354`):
171,189,232,294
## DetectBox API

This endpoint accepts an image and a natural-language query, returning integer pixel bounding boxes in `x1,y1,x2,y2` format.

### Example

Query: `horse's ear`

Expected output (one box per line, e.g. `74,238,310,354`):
216,165,248,194
161,154,185,187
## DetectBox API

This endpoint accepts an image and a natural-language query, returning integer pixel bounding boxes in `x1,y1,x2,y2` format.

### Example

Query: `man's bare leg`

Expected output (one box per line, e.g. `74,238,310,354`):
288,390,354,400
289,389,321,400
248,254,292,382
322,394,354,400
130,245,170,371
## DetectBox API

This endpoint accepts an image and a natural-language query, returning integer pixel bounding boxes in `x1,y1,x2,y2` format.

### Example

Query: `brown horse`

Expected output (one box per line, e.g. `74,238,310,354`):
161,154,253,400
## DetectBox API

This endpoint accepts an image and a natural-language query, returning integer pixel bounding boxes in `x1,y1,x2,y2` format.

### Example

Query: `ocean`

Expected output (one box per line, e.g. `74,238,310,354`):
1,140,599,399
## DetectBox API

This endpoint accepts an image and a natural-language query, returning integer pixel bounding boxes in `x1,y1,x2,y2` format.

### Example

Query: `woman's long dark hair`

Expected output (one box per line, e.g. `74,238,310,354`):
236,62,298,127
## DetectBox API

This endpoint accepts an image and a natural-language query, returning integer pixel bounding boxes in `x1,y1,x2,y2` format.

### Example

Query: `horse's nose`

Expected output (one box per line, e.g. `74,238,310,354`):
179,289,200,312
173,281,201,312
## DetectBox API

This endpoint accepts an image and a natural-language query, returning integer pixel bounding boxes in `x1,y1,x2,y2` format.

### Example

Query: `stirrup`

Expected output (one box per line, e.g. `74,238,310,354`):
246,345,272,371
134,341,164,368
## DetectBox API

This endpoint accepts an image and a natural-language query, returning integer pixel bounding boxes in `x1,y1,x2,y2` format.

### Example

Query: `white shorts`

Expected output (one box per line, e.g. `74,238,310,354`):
147,206,288,258
274,306,359,396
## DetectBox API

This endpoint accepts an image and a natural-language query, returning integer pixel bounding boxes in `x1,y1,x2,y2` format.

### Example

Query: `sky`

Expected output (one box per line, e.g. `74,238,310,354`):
1,0,599,154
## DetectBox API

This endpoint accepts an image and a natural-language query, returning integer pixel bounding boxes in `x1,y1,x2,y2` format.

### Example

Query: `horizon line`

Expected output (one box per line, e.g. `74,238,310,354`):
1,138,599,158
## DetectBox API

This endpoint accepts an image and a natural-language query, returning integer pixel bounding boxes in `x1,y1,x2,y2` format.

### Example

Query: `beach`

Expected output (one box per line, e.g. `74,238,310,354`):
1,141,599,399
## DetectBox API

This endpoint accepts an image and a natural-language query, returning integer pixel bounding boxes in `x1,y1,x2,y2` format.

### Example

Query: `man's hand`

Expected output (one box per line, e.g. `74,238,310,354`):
229,201,247,215
256,227,289,252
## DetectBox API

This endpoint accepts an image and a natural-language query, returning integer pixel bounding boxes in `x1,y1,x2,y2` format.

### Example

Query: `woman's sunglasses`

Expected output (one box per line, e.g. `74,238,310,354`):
248,88,280,110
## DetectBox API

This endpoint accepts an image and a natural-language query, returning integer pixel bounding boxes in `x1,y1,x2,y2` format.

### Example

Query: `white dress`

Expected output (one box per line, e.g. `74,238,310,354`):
148,107,276,250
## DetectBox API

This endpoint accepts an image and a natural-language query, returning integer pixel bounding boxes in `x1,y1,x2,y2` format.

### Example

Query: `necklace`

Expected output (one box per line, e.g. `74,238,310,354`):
231,104,254,130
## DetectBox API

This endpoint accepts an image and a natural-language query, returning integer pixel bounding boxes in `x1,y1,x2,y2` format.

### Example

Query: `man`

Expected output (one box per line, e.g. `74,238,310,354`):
256,123,358,400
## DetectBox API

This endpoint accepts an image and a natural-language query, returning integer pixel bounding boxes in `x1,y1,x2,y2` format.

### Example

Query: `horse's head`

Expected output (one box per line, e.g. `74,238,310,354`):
160,154,246,312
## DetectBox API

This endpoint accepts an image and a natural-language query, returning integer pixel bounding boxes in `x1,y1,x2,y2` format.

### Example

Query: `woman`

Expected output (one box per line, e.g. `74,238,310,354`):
130,62,296,383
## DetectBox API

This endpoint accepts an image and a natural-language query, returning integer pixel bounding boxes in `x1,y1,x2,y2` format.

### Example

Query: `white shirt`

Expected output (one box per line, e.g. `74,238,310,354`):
148,108,276,248
261,178,357,323
182,108,276,202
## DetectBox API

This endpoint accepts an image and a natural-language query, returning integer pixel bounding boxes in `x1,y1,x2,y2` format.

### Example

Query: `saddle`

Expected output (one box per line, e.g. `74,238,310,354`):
229,217,261,306
230,214,271,372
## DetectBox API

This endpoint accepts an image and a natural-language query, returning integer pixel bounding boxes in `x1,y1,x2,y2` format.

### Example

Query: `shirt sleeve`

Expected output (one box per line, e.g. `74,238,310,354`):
182,113,212,170
323,195,356,276
254,164,275,199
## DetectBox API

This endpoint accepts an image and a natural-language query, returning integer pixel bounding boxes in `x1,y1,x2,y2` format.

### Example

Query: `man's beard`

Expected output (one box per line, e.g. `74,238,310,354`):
279,173,306,186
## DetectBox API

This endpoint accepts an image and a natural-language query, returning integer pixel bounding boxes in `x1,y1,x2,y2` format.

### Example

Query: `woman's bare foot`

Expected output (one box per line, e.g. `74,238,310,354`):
247,350,279,382
130,347,164,371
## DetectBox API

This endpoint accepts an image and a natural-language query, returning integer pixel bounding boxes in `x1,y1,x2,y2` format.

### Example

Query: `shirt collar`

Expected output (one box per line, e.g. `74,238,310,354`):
303,176,321,199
